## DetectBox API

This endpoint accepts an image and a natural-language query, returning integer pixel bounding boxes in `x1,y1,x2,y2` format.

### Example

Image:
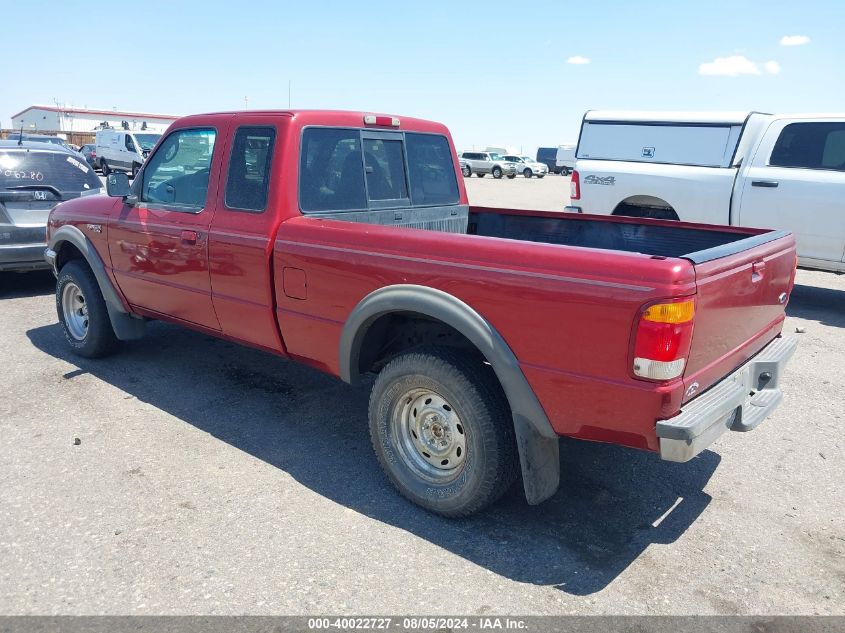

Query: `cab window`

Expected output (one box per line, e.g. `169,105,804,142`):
770,122,845,170
141,128,216,209
225,126,276,212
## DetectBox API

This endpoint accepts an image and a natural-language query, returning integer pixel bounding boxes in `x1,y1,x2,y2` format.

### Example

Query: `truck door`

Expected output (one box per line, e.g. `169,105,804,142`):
738,120,845,267
108,126,222,329
207,119,285,351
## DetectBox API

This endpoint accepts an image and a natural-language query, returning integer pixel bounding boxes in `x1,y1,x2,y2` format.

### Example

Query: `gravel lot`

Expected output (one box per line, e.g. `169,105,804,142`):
1,175,843,615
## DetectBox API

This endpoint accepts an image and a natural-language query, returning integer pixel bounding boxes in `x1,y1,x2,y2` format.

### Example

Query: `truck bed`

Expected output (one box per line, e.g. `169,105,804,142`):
467,206,789,263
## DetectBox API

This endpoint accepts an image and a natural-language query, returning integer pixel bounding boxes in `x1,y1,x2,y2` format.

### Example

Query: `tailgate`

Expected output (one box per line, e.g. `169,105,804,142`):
683,231,797,402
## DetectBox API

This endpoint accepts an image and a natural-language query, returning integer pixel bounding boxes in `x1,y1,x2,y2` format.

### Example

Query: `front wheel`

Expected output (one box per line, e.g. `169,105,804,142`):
461,165,471,177
369,347,518,517
492,166,503,179
56,260,118,358
523,168,532,178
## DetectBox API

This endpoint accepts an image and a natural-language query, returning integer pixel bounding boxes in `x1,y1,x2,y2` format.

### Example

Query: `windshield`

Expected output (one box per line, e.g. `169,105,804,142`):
521,156,533,162
133,134,161,150
489,153,503,160
0,148,102,193
504,156,522,162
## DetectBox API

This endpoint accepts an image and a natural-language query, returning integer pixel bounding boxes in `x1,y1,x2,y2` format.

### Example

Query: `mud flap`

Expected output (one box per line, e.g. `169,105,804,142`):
513,413,560,505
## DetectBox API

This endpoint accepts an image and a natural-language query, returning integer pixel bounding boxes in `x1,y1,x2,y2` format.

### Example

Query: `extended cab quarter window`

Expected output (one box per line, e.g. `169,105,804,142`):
770,122,845,170
225,126,276,211
141,128,216,209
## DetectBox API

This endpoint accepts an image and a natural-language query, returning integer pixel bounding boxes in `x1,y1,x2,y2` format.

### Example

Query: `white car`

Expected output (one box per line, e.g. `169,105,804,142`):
567,110,845,274
503,155,548,178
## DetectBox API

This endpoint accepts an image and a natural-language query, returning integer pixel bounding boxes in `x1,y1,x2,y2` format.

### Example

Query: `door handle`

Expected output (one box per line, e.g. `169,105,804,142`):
751,180,779,188
751,260,766,283
180,230,198,245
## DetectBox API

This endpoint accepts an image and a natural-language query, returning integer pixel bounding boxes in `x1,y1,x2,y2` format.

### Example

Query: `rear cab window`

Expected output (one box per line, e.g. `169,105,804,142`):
299,127,459,213
0,148,101,196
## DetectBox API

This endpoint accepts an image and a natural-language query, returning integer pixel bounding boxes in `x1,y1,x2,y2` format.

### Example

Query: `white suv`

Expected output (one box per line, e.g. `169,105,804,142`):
459,151,517,179
503,155,548,179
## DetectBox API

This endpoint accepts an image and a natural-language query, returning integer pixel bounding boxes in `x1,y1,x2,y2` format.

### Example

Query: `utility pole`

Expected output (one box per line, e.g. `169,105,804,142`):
288,81,291,108
244,96,249,110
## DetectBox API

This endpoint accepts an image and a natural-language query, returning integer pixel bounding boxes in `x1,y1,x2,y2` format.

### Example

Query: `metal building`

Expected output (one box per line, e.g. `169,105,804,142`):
9,105,179,135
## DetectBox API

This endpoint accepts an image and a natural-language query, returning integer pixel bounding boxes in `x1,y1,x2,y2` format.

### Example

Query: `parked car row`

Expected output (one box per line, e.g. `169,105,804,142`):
459,151,548,179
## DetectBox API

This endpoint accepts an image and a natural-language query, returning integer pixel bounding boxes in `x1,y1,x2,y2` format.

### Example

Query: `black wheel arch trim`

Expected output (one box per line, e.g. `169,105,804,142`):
339,284,560,505
48,225,146,341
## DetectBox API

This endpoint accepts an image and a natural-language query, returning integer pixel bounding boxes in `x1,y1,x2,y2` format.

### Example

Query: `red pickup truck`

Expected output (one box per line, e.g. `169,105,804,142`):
44,110,798,517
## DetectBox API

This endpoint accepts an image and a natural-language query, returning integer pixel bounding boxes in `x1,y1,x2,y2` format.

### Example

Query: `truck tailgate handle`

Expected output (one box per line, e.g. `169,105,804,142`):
180,230,199,245
751,180,779,188
751,260,766,282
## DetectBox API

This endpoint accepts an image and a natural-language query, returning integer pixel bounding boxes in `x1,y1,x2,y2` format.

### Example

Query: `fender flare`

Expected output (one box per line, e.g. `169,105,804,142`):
339,285,559,504
48,225,146,341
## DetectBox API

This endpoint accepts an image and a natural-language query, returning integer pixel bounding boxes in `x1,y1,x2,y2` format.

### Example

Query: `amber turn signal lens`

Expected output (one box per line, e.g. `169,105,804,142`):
642,300,695,324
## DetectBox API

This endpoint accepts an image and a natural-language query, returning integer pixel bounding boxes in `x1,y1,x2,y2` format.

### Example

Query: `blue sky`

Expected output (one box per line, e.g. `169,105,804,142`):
3,0,843,152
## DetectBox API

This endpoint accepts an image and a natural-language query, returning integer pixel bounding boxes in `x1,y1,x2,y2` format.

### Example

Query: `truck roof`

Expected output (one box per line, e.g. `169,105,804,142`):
584,111,762,125
171,110,450,134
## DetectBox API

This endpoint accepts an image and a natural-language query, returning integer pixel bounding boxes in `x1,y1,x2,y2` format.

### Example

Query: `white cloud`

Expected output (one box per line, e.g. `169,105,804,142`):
566,55,590,65
698,55,761,76
764,60,781,74
780,35,810,46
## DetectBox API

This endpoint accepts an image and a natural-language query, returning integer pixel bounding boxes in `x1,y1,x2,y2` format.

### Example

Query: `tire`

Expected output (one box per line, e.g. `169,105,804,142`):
614,202,679,221
476,173,485,178
131,163,140,179
492,166,503,179
461,165,471,178
56,260,118,358
369,346,518,517
506,174,516,179
523,168,532,178
100,159,110,176
537,174,545,179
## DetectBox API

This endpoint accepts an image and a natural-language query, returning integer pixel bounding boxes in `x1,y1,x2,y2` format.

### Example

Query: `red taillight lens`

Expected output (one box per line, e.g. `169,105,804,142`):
570,169,580,200
632,298,695,381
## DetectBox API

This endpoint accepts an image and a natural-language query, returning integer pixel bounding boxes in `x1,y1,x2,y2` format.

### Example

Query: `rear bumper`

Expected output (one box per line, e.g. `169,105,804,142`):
564,206,582,213
0,243,51,272
656,335,798,462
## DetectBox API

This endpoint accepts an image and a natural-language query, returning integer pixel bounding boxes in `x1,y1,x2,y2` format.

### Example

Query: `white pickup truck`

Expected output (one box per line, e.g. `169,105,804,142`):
566,111,845,273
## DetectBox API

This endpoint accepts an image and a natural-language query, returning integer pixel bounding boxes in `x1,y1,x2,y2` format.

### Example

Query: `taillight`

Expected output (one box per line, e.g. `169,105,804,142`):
570,169,580,200
632,298,695,381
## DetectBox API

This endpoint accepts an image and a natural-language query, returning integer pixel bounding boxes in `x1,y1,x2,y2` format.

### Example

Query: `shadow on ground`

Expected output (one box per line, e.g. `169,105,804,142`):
787,282,845,328
28,321,718,595
0,271,55,299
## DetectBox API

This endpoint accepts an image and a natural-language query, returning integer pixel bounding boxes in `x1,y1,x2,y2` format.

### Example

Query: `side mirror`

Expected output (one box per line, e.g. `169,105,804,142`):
106,172,132,198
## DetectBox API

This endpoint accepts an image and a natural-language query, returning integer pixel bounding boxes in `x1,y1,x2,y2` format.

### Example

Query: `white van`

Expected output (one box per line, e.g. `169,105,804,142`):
95,129,161,178
567,110,845,273
555,144,576,175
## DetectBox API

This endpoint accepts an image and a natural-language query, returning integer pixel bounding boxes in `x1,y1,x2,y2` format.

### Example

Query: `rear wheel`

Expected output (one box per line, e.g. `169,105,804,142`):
523,168,532,178
476,173,485,178
56,261,118,358
131,162,140,179
461,165,471,177
614,202,679,221
369,347,518,517
100,159,110,176
492,166,503,179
